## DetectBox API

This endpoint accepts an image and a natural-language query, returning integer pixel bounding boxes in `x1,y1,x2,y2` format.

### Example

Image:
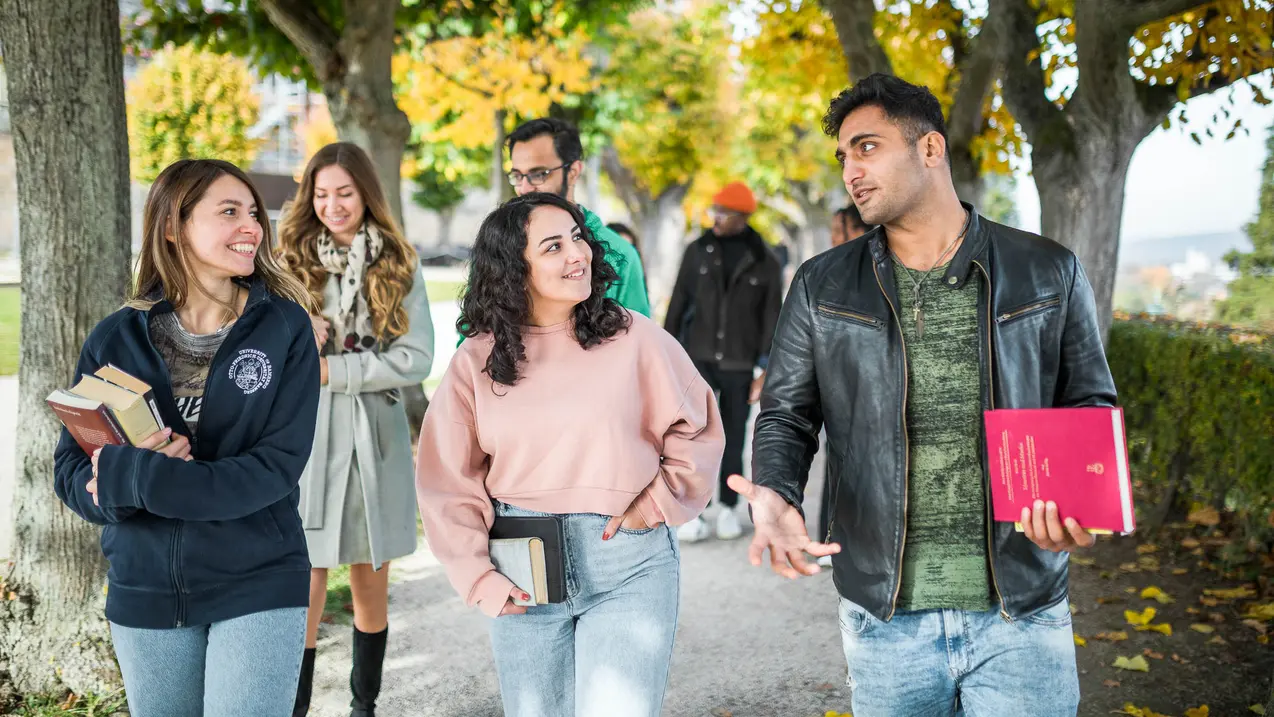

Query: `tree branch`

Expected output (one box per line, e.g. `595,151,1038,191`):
257,0,342,81
946,7,1003,154
822,0,894,82
991,0,1068,145
426,59,496,99
601,144,646,218
1112,0,1211,32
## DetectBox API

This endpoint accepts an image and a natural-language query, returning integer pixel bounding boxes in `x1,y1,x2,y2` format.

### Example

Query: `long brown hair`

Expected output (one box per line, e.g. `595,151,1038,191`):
128,159,310,315
277,142,418,342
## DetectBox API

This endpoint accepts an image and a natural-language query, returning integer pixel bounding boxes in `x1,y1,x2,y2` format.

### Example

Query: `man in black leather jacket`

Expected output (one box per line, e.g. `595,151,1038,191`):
728,74,1117,716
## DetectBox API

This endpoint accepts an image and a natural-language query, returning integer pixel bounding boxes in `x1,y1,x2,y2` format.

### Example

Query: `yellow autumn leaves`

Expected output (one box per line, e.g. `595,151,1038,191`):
126,45,260,184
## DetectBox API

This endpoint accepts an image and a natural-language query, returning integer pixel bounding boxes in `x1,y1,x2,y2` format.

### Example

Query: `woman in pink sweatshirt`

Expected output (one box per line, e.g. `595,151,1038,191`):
415,192,725,716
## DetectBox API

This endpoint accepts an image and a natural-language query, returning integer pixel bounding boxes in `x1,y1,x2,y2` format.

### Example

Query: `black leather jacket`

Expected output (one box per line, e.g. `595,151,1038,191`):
752,206,1117,622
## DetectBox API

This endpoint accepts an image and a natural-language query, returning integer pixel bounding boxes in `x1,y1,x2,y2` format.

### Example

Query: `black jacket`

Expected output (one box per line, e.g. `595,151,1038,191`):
752,206,1117,622
53,276,320,629
664,226,783,372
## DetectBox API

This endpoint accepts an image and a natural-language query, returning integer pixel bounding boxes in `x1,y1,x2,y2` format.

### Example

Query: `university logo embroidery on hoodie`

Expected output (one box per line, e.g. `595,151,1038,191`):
228,348,273,395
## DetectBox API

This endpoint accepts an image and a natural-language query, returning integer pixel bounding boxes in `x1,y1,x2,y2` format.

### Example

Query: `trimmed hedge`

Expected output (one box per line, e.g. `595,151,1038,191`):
1107,315,1274,541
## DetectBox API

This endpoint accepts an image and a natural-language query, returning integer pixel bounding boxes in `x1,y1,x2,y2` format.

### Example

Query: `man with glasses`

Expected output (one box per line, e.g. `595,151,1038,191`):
664,181,783,543
506,118,650,316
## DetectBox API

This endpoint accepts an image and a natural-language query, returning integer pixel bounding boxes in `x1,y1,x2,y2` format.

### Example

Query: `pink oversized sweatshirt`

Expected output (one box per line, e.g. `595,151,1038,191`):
415,311,725,617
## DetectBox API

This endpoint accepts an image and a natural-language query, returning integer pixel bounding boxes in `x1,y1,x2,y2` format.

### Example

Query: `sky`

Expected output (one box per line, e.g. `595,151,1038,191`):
1013,74,1274,244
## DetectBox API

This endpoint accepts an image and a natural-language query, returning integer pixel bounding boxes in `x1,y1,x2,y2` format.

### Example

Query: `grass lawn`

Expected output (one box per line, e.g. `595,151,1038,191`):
9,691,128,716
0,281,461,379
425,279,464,304
324,563,354,626
0,286,18,377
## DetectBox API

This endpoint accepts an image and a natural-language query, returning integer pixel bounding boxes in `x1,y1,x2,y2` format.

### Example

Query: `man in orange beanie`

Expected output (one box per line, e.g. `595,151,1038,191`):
664,181,783,543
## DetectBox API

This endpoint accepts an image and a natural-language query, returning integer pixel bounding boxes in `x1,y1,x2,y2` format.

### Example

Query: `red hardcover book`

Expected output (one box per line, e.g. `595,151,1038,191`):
47,389,129,455
984,407,1135,534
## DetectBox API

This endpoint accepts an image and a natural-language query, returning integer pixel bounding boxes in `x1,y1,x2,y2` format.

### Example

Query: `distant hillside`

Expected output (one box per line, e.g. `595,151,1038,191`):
1118,231,1251,269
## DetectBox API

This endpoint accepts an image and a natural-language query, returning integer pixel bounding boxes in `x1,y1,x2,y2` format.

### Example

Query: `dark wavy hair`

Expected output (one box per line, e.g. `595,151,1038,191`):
822,73,950,167
459,193,630,386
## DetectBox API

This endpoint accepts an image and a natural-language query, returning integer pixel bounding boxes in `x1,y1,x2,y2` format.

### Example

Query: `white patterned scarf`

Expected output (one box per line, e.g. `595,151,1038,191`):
316,222,384,354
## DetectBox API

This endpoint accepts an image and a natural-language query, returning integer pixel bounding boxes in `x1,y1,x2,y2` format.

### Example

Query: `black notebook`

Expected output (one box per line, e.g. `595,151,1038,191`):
489,515,567,604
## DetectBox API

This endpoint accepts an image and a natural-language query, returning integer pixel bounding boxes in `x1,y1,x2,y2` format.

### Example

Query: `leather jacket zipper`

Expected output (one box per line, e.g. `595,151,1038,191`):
974,259,1012,623
816,304,882,328
995,296,1060,325
872,260,909,621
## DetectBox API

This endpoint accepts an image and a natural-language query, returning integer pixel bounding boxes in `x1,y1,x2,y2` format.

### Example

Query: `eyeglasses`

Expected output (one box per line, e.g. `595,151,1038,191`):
507,163,569,187
709,207,744,222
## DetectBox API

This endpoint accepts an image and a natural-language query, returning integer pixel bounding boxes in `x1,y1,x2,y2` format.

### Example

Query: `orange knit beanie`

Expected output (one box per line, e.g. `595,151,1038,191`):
712,181,757,215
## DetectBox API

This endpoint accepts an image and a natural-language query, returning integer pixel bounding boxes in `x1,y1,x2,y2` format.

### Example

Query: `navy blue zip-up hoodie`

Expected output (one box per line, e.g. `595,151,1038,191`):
53,276,320,629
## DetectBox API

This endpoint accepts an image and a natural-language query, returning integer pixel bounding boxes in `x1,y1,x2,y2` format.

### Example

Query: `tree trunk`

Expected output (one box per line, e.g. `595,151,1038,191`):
436,206,455,246
491,109,514,203
951,156,985,209
635,185,690,313
1033,137,1135,339
0,0,131,695
260,0,410,230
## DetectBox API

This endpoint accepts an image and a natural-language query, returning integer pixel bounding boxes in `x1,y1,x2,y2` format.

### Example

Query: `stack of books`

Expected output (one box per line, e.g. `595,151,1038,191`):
47,365,168,454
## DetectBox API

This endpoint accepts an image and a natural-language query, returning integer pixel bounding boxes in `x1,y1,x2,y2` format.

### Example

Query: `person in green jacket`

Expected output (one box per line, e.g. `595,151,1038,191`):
504,118,649,315
456,118,650,346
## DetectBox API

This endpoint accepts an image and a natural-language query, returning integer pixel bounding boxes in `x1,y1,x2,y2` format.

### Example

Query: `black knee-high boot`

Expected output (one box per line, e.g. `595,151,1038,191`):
293,647,317,717
350,626,388,717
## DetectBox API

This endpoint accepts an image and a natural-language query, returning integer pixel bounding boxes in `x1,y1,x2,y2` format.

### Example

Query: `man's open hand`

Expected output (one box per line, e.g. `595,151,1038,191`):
726,474,840,579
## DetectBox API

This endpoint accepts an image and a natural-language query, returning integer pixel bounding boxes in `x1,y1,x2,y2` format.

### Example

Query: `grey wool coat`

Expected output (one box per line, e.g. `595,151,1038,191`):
299,266,435,569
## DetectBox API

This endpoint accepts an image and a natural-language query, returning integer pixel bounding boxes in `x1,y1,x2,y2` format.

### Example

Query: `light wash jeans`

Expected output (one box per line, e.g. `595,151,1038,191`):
111,606,307,717
488,501,681,717
838,597,1081,717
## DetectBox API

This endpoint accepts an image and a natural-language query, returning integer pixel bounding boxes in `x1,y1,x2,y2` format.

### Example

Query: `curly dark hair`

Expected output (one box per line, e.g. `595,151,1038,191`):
459,192,630,386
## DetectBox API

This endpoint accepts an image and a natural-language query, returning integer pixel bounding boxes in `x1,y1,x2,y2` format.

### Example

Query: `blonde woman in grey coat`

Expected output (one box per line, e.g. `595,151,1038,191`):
278,142,435,717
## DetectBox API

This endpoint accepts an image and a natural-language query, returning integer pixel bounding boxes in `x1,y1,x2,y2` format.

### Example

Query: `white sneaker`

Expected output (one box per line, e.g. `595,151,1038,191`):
676,517,711,543
716,508,743,540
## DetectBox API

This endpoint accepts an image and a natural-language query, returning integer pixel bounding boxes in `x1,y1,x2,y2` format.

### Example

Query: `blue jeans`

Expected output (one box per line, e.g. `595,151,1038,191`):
111,607,307,717
488,501,681,717
838,598,1080,717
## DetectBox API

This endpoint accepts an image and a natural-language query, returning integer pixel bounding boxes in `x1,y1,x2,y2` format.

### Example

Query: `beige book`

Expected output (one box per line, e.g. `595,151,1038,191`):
69,376,164,445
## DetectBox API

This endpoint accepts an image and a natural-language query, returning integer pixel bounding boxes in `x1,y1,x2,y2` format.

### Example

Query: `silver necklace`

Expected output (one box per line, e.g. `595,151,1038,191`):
890,210,971,338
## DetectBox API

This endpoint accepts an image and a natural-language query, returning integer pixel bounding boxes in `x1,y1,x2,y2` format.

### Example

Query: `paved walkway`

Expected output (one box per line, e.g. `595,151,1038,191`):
306,461,848,717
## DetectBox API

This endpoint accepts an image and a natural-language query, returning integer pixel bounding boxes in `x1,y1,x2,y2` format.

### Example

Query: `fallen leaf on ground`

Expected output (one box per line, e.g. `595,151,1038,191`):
1138,557,1161,570
1113,655,1151,672
1136,623,1173,636
1097,631,1130,641
1245,603,1274,621
710,709,733,717
1188,505,1220,526
1126,587,1138,594
1210,613,1227,623
1205,586,1257,600
1142,649,1164,659
1241,619,1269,634
1119,703,1168,716
1173,568,1189,575
1190,624,1216,633
1137,543,1159,554
1074,635,1087,647
1104,680,1122,687
1071,556,1096,566
1252,705,1268,714
1259,635,1270,645
1127,607,1158,626
1209,636,1228,645
1185,706,1210,717
1141,586,1175,604
1187,607,1201,614
1200,597,1221,607
1171,654,1190,664
1181,537,1201,549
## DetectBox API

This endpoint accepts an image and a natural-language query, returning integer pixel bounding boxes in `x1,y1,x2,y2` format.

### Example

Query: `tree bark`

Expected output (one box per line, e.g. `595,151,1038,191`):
995,0,1180,337
259,0,411,229
0,0,132,695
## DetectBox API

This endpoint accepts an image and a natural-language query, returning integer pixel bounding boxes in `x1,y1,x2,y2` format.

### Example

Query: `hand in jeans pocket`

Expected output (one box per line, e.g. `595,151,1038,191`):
602,498,663,541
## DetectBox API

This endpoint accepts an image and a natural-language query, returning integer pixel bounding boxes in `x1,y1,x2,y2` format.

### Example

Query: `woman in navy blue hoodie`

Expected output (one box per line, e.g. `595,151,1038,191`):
53,159,321,717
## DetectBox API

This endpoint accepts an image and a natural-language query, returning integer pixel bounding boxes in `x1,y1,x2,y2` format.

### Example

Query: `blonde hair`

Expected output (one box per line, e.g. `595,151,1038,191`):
277,142,418,342
128,159,311,316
